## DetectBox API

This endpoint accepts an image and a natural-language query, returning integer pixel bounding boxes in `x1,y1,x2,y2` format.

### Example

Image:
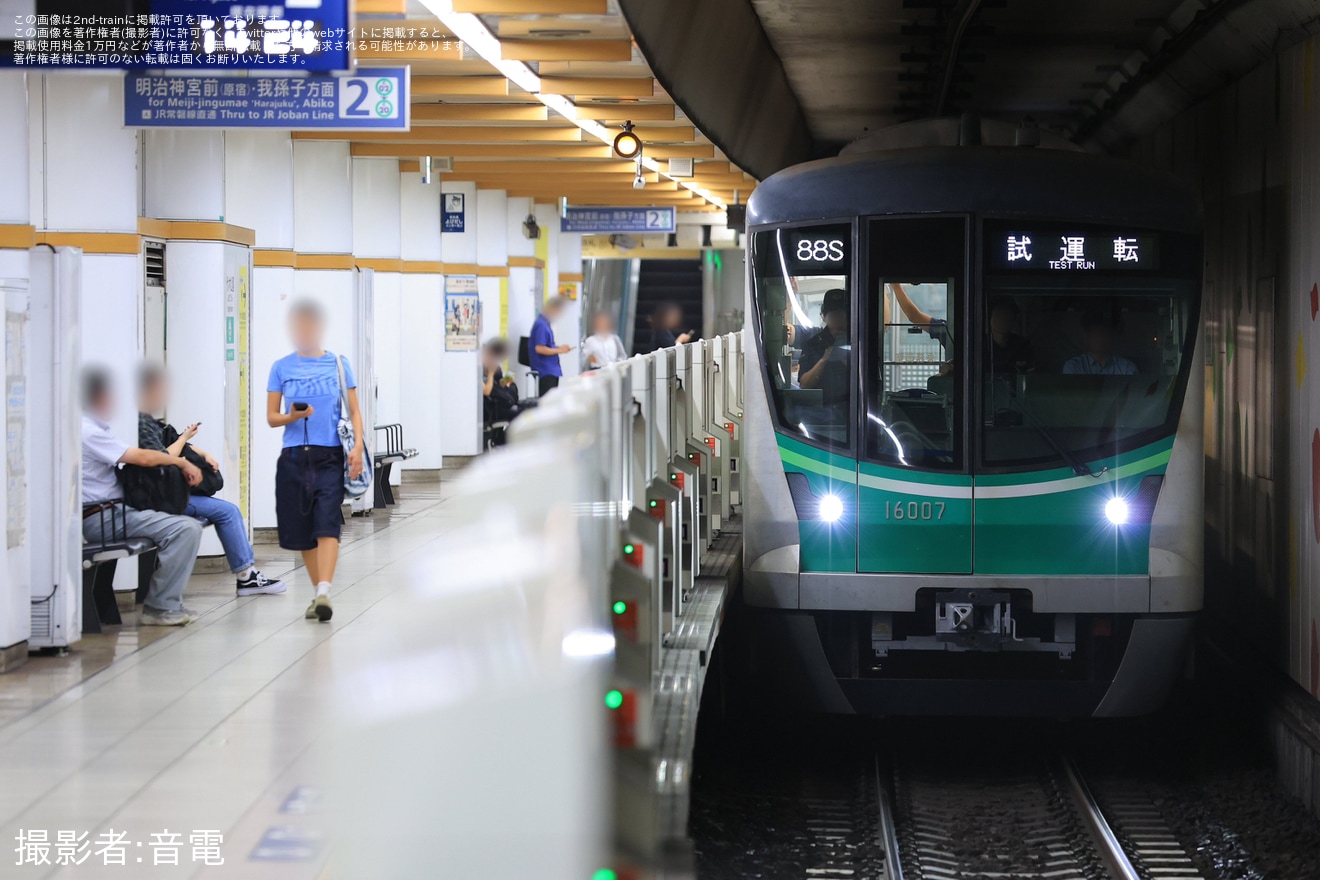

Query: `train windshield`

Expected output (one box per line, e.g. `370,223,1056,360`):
751,223,854,449
980,224,1199,470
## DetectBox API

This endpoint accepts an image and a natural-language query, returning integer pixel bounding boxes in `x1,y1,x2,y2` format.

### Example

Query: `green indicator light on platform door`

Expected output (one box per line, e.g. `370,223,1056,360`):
592,870,618,880
670,473,677,480
605,689,624,710
623,543,635,555
613,601,627,615
649,499,658,508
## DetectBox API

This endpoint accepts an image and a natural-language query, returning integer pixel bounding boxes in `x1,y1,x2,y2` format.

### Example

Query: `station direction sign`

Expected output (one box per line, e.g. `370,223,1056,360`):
560,207,676,234
123,67,409,129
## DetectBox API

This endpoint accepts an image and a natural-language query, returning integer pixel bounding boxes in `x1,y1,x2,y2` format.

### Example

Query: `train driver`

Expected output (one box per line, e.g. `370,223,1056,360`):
798,288,851,404
888,283,1034,374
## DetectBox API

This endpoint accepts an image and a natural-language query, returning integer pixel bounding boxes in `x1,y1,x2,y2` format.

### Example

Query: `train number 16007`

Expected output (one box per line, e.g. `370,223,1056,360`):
884,500,945,520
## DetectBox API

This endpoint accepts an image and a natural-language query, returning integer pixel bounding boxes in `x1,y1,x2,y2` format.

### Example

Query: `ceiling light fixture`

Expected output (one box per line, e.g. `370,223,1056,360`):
613,120,642,159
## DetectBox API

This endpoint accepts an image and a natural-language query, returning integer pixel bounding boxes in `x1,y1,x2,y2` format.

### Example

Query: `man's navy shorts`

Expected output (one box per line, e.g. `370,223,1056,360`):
275,445,345,551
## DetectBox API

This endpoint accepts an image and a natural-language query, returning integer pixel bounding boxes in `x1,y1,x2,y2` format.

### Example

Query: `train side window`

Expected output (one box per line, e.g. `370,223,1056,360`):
865,218,965,470
751,224,853,449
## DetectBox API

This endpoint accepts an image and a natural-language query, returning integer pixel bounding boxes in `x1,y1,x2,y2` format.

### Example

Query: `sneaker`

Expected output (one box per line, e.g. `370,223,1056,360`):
305,594,333,622
237,571,287,597
141,608,191,627
180,606,201,619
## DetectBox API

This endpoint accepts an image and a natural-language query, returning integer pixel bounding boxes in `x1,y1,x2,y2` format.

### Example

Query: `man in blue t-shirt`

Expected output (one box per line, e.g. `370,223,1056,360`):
529,296,572,396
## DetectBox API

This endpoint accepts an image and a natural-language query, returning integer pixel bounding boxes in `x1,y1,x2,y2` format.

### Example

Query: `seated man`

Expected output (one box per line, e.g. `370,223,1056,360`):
138,363,286,598
1063,312,1138,375
82,367,204,627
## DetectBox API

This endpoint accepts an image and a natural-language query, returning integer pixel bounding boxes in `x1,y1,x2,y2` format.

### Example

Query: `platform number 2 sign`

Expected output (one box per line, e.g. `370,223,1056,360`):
338,76,401,121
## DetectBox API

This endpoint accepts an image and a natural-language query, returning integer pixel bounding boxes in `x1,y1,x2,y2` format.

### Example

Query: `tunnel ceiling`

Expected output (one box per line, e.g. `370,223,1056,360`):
749,0,1188,145
622,0,1320,177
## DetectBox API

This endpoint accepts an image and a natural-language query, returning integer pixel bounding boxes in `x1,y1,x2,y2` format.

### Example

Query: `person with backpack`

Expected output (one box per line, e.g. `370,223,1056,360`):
137,363,285,598
81,366,204,627
265,299,365,623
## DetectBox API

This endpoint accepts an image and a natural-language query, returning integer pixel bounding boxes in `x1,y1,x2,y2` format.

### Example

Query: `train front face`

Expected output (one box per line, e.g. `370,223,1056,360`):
742,148,1204,717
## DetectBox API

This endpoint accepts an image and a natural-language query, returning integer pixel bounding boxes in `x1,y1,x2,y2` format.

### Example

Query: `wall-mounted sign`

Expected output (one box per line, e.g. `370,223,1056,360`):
4,0,351,70
123,68,409,129
442,192,466,234
557,281,579,301
444,277,479,352
560,207,675,234
989,231,1161,271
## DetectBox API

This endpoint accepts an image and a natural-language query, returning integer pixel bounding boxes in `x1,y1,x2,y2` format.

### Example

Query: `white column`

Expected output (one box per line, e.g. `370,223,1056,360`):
38,73,142,441
352,158,402,469
397,173,443,470
290,141,356,373
145,130,252,558
226,131,294,530
0,71,28,656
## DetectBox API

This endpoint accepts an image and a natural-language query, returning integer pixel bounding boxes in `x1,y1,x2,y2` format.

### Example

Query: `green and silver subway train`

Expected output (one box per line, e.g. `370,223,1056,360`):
741,123,1204,716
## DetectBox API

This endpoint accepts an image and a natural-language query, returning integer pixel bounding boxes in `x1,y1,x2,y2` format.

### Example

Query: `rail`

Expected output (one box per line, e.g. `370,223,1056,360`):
335,333,745,879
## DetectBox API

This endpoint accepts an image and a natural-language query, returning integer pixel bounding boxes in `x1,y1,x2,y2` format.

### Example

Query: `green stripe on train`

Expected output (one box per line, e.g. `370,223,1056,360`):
776,432,1172,576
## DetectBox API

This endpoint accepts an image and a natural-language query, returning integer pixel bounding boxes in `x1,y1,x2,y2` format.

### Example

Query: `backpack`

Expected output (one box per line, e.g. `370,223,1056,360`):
118,463,191,515
161,423,224,497
517,336,532,367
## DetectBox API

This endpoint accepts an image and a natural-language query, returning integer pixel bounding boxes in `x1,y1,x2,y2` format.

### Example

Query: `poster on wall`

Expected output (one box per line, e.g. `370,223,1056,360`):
222,246,251,526
443,192,466,233
445,276,480,351
5,309,26,550
557,281,580,301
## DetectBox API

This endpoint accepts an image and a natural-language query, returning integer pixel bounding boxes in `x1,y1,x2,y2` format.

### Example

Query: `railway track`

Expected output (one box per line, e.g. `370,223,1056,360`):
878,757,1204,880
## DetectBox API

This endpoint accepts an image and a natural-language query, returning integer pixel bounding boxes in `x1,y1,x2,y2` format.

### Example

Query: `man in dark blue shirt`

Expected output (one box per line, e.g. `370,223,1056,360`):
529,296,572,396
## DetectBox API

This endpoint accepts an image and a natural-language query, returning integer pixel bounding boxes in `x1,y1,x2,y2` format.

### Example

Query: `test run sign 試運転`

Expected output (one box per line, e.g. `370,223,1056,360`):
123,68,410,130
560,207,676,234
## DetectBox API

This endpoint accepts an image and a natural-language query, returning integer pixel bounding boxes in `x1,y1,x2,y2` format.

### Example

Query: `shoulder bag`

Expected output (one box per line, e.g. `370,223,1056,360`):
334,353,372,499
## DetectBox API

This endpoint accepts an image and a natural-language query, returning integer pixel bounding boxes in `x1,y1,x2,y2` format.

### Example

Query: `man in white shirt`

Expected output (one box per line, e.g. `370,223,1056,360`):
1063,313,1139,376
82,367,205,627
581,311,628,370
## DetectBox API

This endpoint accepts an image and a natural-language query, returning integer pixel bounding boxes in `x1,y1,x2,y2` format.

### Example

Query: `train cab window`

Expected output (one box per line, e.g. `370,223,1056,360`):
980,224,1199,470
865,218,965,469
751,224,853,449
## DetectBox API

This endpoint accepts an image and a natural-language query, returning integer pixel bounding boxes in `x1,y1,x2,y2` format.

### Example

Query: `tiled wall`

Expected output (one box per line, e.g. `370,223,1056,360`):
1126,37,1320,695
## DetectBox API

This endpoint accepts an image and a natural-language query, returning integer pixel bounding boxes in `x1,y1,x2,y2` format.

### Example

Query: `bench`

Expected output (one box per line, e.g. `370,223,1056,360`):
81,502,156,634
373,423,419,509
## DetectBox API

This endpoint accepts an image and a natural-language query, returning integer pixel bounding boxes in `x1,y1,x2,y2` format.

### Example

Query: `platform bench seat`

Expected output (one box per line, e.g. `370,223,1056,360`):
81,502,156,635
373,423,419,509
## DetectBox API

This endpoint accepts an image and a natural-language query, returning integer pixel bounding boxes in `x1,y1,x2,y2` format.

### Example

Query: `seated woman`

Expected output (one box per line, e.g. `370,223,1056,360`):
137,363,286,598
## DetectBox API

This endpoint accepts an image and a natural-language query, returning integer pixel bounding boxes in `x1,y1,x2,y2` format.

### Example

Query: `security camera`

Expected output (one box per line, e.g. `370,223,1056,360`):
521,213,541,240
633,170,646,190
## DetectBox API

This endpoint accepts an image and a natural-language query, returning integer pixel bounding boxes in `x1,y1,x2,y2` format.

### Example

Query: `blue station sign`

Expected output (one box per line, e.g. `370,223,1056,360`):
560,207,676,234
123,67,409,129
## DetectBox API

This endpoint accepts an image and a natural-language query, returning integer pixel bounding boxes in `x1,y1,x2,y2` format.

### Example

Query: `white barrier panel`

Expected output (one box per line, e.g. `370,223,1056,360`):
336,334,743,876
335,418,612,880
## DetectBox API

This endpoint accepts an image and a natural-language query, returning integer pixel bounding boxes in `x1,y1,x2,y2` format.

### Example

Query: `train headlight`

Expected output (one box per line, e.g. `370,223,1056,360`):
819,494,844,523
1104,497,1129,525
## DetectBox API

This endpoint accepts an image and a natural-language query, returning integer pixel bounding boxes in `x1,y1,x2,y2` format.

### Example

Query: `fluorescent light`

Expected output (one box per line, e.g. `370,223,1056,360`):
423,1,542,93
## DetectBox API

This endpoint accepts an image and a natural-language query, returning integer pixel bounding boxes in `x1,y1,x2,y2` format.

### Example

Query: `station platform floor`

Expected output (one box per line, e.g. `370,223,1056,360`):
0,478,458,878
